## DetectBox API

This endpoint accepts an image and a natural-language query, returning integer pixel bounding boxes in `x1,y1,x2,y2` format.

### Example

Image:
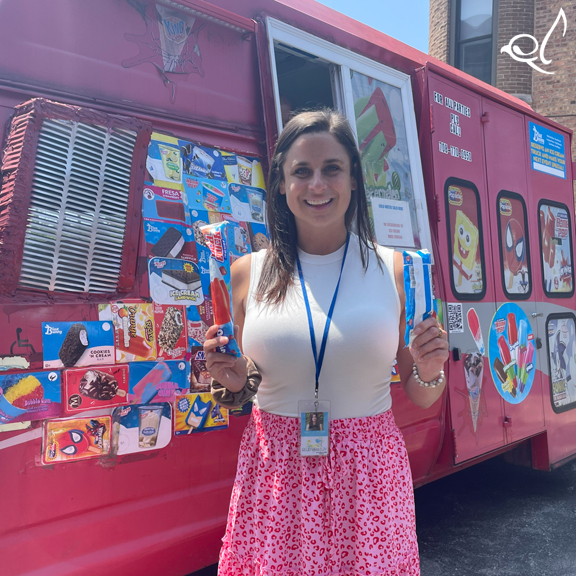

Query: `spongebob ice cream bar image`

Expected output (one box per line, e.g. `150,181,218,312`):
452,208,480,288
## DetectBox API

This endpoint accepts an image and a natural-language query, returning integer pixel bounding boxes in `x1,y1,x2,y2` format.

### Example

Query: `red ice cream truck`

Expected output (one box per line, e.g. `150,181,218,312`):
1,1,575,575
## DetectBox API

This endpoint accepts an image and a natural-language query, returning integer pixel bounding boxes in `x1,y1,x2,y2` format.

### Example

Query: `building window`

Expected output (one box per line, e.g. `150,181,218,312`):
454,0,494,84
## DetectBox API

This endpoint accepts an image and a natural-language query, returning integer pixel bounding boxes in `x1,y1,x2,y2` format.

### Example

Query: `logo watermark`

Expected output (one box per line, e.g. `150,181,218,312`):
500,8,567,74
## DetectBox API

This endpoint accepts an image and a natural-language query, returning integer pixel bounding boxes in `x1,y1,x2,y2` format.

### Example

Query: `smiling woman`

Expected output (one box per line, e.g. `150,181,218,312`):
203,109,449,576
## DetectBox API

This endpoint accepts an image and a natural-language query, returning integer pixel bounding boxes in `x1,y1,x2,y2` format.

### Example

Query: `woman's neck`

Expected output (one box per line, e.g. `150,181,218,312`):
296,226,348,255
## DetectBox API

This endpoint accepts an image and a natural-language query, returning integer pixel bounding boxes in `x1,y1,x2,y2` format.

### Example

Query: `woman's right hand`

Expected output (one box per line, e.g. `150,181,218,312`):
204,324,248,393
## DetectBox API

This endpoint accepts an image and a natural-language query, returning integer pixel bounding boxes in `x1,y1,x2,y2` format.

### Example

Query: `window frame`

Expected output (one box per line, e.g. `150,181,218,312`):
495,190,532,300
444,176,487,301
449,0,499,86
546,312,576,414
0,98,152,297
538,199,575,299
265,17,433,254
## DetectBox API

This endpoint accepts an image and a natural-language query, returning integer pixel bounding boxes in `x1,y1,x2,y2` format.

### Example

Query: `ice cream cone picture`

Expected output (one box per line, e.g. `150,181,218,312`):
464,352,484,433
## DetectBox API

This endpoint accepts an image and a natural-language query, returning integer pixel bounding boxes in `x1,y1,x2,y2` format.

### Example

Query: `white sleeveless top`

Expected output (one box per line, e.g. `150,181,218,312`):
242,235,401,419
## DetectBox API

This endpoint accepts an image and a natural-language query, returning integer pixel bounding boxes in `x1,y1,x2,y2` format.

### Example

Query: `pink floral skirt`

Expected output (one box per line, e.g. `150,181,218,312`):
218,406,420,576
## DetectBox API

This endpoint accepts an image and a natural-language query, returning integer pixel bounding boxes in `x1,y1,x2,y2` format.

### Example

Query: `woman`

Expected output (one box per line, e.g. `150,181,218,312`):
204,110,449,576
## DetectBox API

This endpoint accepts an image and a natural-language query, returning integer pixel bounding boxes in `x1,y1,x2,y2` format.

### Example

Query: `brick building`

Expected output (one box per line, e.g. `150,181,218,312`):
429,0,576,161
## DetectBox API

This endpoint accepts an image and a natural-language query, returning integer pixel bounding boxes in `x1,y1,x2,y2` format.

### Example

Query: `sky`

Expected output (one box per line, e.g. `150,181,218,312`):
315,0,430,53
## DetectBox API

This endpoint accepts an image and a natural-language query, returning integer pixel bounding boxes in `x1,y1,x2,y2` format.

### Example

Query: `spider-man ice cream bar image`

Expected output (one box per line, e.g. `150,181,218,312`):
42,416,111,464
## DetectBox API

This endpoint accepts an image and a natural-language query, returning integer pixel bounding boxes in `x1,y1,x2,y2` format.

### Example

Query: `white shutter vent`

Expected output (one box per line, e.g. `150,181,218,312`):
18,119,138,293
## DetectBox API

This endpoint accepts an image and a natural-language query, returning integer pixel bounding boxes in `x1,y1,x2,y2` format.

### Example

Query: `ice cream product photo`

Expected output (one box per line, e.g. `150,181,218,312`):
42,321,115,369
200,221,241,357
42,416,111,464
148,258,204,306
0,371,61,423
64,365,129,413
112,403,172,454
488,303,536,404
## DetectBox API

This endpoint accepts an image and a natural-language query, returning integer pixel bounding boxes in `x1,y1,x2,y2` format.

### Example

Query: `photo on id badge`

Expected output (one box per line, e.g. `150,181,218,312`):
299,400,330,457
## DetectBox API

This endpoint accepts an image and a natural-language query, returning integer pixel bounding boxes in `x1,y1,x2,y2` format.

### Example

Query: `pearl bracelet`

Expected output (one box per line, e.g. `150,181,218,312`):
412,363,445,388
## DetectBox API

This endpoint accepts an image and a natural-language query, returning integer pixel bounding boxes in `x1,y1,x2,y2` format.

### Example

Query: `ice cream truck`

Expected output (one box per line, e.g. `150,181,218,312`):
0,0,575,574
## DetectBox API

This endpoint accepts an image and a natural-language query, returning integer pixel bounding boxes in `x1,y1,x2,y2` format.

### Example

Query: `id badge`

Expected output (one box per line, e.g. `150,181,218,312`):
298,400,330,457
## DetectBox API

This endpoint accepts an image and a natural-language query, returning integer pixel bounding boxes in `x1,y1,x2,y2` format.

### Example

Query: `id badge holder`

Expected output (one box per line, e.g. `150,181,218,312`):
298,400,330,457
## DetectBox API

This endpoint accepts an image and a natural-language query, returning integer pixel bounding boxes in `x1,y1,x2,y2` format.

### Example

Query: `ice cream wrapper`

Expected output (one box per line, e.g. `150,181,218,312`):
403,250,436,347
200,221,242,357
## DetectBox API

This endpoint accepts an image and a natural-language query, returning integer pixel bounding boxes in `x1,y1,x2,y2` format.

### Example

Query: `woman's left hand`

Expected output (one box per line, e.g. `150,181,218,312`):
409,316,449,381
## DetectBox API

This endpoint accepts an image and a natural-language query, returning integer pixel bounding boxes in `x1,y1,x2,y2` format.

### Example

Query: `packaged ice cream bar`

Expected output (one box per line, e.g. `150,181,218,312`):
200,221,242,357
403,250,437,347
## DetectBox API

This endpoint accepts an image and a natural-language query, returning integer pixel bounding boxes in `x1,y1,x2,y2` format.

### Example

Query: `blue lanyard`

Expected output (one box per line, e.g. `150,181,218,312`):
296,235,350,401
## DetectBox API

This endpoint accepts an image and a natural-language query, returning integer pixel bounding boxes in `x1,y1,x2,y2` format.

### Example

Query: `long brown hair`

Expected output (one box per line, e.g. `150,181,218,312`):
256,109,380,304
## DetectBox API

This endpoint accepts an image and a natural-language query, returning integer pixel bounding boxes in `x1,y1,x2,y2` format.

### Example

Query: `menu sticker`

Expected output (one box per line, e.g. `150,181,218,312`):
185,176,231,214
128,360,190,404
180,142,226,180
174,392,228,435
112,403,172,454
64,365,129,414
142,185,190,225
154,303,188,360
0,371,61,423
228,184,266,224
42,416,111,464
148,258,204,306
42,321,115,369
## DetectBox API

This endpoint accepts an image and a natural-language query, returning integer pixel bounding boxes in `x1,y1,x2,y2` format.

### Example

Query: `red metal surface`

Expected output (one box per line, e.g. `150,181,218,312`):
0,1,575,574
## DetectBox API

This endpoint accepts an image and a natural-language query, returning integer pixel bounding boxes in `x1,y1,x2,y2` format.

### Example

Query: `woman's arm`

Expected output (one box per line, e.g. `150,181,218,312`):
203,254,252,393
392,251,449,409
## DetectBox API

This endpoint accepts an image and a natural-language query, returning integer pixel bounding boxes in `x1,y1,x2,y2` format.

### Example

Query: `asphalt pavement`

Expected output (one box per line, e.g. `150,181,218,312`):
191,456,576,576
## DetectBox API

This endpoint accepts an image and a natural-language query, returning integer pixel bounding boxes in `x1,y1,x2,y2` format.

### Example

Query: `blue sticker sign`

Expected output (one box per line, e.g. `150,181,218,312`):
488,303,536,404
529,121,566,179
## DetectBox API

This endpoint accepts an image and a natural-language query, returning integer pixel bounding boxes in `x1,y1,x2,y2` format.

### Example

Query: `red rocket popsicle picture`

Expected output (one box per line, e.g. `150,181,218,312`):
201,221,242,357
467,307,485,356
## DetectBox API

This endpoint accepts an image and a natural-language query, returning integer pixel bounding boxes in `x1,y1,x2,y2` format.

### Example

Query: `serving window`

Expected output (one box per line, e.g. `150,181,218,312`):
444,177,486,300
266,18,431,253
496,191,531,299
538,200,574,297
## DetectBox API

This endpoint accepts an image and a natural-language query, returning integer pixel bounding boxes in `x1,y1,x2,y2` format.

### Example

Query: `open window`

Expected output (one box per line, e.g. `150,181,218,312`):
266,19,431,253
0,99,151,295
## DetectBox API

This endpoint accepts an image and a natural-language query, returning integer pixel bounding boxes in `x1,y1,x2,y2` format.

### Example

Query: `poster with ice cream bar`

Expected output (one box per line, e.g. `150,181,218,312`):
146,133,184,190
180,142,226,181
128,360,190,405
42,321,115,369
539,203,574,295
488,303,535,404
142,185,190,225
64,365,129,414
174,393,228,435
221,152,266,188
446,182,484,297
154,303,188,361
0,371,61,424
547,316,576,412
498,195,530,296
42,416,111,464
112,403,172,454
148,258,204,306
99,302,156,363
185,176,232,214
143,219,196,262
228,183,266,225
